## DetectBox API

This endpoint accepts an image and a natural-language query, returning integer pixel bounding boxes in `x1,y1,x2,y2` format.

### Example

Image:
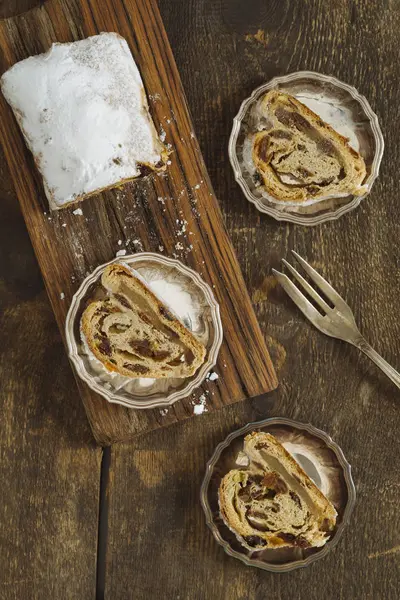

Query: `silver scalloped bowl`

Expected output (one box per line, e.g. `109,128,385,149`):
229,71,384,225
65,253,223,409
200,417,356,572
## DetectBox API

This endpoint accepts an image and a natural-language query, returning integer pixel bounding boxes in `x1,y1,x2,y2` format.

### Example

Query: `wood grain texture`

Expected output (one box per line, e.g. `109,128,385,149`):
0,0,277,446
105,0,400,598
0,0,400,598
0,0,277,445
0,0,40,19
0,150,101,598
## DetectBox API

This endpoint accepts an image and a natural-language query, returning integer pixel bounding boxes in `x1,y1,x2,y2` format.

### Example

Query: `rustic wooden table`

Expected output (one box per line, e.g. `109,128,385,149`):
1,1,399,599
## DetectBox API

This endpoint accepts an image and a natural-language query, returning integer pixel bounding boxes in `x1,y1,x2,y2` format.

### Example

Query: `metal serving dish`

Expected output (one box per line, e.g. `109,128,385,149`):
229,71,384,225
201,417,356,572
66,253,223,409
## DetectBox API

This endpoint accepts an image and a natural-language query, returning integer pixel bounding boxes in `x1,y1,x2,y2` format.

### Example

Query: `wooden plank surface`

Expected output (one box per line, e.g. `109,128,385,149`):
0,147,101,598
0,1,399,599
0,0,277,446
105,0,400,598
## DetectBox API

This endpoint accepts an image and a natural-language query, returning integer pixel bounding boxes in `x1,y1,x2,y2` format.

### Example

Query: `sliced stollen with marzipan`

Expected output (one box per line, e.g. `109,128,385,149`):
218,431,337,551
81,263,206,379
252,90,367,203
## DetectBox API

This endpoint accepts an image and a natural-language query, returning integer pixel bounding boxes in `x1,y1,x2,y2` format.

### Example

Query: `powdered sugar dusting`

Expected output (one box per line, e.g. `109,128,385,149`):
206,371,219,381
1,33,166,209
148,279,195,324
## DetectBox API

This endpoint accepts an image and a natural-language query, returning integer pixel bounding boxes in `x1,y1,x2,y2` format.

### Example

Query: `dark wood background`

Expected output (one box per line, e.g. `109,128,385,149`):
0,0,399,599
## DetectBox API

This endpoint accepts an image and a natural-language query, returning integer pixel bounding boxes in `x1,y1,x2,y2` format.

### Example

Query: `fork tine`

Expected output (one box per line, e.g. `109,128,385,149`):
291,251,349,310
272,269,323,323
282,259,331,314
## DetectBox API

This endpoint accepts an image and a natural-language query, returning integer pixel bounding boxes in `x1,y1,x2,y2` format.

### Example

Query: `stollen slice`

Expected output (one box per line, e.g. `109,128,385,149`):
218,431,337,551
252,90,367,203
81,263,206,379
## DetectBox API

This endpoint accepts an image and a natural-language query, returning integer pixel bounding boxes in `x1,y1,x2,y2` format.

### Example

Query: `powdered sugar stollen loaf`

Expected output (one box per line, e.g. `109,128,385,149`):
0,32,168,210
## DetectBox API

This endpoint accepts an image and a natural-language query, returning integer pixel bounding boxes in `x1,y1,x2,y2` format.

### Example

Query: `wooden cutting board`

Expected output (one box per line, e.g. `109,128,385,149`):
0,0,278,445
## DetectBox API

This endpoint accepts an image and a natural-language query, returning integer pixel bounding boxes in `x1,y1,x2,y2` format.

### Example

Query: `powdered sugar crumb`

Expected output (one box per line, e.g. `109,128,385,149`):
160,408,169,417
62,223,67,227
72,208,83,216
132,239,143,250
176,219,187,236
206,371,219,381
116,249,127,257
117,239,122,246
192,393,208,415
1,33,164,208
60,292,65,300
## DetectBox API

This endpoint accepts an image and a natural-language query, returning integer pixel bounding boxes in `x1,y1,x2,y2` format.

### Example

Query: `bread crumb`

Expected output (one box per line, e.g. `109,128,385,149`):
116,249,127,257
72,208,83,216
206,371,219,381
176,219,187,236
236,451,250,467
149,92,161,102
132,239,143,250
193,393,208,415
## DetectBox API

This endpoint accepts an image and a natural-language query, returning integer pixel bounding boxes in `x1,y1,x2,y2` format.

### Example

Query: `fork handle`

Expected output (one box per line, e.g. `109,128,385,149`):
353,337,400,390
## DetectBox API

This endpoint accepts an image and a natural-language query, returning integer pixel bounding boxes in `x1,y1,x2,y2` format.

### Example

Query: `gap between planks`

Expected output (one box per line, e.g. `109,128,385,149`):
96,446,111,600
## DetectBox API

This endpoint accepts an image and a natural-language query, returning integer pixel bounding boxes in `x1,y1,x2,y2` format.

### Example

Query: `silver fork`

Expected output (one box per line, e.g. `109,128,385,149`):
273,251,400,390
